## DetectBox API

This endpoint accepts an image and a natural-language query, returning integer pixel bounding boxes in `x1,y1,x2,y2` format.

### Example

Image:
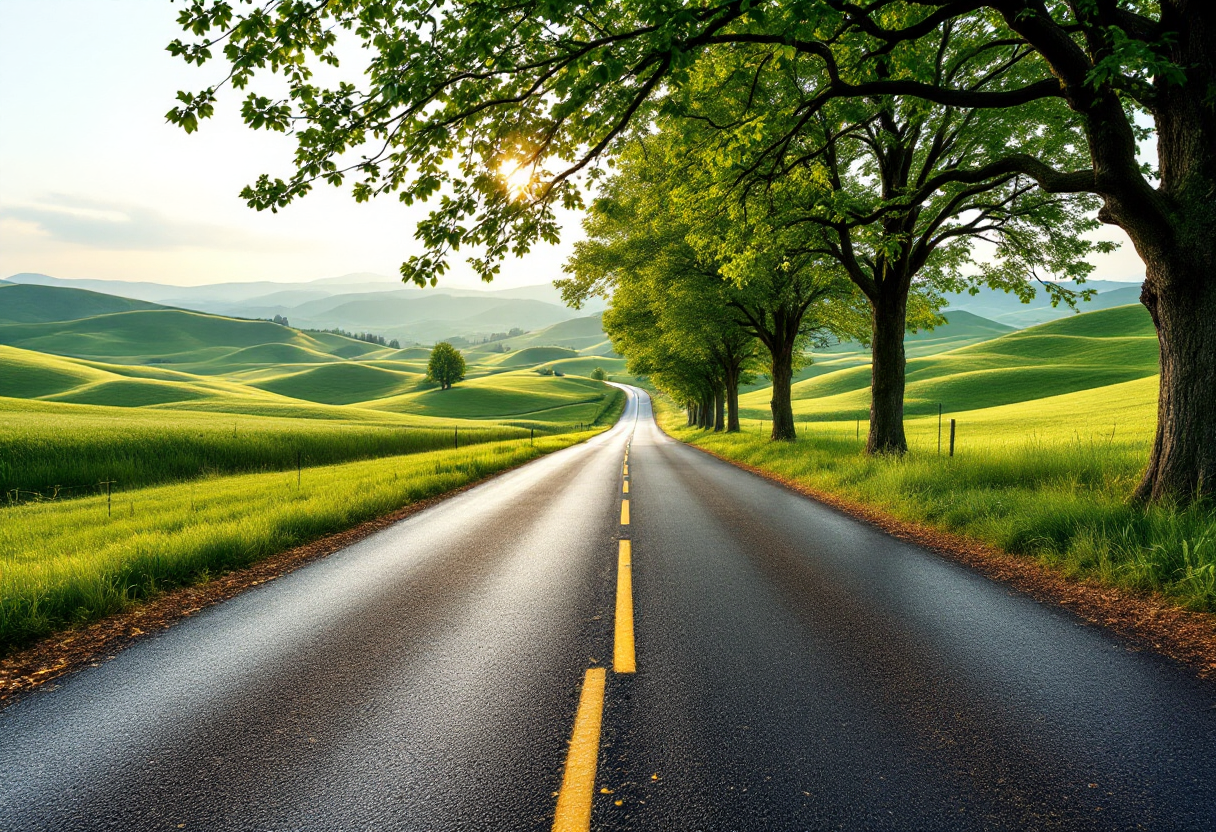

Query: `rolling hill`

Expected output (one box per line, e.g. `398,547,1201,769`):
739,304,1158,422
0,283,167,323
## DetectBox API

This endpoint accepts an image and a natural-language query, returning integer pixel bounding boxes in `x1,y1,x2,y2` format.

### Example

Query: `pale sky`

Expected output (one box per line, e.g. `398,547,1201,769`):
0,0,580,289
0,1,1144,289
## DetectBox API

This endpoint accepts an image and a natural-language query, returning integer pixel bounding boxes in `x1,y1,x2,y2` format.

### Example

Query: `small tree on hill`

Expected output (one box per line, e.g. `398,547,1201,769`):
426,342,465,390
590,367,606,381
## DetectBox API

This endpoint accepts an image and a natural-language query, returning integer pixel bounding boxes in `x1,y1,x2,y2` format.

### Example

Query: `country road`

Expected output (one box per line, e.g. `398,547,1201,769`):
2,386,1214,831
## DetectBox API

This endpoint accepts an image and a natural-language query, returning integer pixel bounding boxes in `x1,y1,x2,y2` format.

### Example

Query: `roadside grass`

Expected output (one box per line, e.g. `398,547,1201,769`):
0,403,540,500
0,432,596,653
657,381,1216,612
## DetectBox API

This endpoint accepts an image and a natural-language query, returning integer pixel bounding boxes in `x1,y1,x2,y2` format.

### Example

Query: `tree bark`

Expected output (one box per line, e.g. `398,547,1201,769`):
1134,257,1216,503
725,364,741,432
1119,6,1216,503
714,384,726,432
867,289,909,454
768,342,797,441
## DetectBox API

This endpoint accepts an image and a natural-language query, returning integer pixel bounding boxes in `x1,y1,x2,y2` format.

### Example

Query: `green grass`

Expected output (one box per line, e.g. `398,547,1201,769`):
0,431,597,653
661,370,1216,613
0,401,542,500
250,362,420,405
0,283,167,324
740,304,1159,421
0,309,376,363
370,371,615,420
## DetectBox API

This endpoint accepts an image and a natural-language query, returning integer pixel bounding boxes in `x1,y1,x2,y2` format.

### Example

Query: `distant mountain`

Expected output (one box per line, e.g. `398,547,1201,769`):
943,279,1143,327
4,272,604,342
0,283,168,324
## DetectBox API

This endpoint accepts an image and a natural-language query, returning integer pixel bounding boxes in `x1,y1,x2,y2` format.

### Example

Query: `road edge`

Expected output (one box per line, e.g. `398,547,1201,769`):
666,429,1216,681
0,433,605,708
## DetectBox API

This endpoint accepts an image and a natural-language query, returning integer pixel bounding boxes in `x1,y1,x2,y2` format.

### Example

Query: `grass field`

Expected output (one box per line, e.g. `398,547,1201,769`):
0,290,631,653
661,305,1216,612
0,432,600,652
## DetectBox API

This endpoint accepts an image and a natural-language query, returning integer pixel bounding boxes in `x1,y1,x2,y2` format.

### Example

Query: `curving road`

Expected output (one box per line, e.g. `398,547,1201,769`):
2,386,1214,831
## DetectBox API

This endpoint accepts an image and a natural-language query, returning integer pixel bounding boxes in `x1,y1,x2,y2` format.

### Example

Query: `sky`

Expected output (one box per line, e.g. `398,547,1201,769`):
0,0,580,289
0,1,1145,289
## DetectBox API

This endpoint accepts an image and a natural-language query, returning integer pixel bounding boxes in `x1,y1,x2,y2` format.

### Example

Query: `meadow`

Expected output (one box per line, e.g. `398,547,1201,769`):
664,305,1216,612
0,287,628,652
0,432,600,652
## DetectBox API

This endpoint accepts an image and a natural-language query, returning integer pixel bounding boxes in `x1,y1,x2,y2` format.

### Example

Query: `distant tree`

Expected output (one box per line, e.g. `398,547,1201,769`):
537,367,554,376
590,367,607,381
272,314,290,327
426,342,466,390
388,339,401,350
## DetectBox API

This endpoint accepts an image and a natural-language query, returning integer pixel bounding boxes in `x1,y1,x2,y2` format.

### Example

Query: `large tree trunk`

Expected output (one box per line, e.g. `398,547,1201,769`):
725,365,741,432
1124,7,1216,504
768,342,797,441
1134,258,1216,503
714,384,725,432
867,289,909,454
699,394,713,429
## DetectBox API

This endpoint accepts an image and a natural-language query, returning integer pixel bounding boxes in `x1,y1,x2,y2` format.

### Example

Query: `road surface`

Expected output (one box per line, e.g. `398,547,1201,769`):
2,386,1214,830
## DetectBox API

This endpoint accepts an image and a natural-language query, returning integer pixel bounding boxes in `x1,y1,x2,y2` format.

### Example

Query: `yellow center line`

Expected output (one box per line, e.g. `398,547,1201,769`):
552,667,607,832
622,481,629,494
623,464,628,477
614,540,636,673
620,499,629,525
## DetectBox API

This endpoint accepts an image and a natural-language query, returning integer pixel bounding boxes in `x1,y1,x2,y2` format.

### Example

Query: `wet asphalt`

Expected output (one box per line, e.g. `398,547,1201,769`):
1,387,1214,831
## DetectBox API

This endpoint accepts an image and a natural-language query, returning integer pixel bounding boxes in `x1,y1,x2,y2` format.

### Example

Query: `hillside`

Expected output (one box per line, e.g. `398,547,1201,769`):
4,273,598,345
0,280,622,449
0,283,167,323
942,279,1144,327
739,304,1158,421
502,312,614,352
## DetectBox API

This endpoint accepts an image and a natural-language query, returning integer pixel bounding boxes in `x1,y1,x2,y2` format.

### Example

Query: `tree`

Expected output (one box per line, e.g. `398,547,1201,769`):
562,137,848,439
169,1,1216,502
590,367,607,381
668,29,1103,453
426,342,465,390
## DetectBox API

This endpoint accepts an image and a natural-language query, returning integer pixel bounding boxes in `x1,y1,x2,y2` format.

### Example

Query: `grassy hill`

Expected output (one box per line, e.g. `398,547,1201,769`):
0,284,623,501
739,304,1158,421
0,283,167,324
251,363,420,405
501,312,613,352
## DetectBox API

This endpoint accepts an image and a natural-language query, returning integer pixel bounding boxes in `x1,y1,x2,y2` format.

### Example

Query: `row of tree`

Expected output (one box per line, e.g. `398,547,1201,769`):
170,1,1216,505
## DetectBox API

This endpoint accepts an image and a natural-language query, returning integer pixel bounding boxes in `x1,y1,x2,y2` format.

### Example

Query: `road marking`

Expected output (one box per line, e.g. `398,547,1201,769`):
620,500,629,525
614,540,635,673
623,464,629,476
552,667,607,832
622,481,629,494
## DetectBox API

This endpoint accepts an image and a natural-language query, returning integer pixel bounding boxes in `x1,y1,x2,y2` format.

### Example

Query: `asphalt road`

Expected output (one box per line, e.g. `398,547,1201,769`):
2,386,1214,831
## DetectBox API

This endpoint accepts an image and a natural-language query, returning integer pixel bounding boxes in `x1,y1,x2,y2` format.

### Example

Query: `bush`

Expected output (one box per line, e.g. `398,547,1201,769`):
590,367,606,380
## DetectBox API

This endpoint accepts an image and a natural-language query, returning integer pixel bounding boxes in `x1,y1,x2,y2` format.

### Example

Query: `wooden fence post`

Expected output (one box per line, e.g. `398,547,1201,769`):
949,419,956,457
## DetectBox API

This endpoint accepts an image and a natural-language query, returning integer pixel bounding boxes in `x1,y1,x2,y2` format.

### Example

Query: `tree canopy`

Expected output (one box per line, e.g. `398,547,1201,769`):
169,1,1216,503
426,342,466,390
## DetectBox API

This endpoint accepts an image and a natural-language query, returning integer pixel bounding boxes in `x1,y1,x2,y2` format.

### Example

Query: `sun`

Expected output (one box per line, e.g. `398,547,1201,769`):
501,162,534,199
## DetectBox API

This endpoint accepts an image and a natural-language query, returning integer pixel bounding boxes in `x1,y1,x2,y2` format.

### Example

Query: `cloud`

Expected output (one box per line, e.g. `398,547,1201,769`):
0,195,299,253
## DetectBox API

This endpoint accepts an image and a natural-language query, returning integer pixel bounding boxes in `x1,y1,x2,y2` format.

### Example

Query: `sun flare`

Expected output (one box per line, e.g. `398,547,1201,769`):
501,162,534,199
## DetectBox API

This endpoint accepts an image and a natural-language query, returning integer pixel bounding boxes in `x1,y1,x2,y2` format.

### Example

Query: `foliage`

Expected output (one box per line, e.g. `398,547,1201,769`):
425,342,466,389
590,367,606,381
